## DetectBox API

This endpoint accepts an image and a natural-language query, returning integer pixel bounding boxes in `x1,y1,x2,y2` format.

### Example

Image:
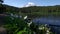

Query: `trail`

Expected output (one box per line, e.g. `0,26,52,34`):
0,14,7,34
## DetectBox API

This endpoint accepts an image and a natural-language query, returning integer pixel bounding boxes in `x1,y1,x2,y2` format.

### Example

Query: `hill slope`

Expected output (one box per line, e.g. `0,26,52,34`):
0,4,60,17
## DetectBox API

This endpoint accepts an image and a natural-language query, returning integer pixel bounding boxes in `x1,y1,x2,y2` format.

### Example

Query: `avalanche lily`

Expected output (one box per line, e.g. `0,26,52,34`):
24,16,27,19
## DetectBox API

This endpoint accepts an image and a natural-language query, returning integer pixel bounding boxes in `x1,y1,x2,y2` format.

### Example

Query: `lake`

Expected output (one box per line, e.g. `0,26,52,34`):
32,16,60,34
33,16,60,26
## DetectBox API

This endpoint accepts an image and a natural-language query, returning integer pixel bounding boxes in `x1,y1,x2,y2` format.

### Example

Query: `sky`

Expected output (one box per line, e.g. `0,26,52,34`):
4,0,60,7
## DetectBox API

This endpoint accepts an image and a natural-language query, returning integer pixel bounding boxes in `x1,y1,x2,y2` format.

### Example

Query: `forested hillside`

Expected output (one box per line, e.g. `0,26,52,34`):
0,4,20,14
1,4,60,17
20,6,60,17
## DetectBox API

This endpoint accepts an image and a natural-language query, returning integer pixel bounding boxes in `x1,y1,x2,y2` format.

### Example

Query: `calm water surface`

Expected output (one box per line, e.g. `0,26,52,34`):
33,16,60,26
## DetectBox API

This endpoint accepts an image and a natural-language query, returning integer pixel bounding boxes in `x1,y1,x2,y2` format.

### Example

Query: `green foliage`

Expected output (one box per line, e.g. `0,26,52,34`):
0,0,6,14
4,14,27,34
3,14,54,34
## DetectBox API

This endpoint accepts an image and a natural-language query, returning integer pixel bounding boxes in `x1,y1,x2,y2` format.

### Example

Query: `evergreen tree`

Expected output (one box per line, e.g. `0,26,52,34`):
0,0,3,4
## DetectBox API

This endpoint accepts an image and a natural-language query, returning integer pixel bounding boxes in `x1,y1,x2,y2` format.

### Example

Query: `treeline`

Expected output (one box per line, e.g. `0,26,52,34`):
0,4,20,14
20,6,60,13
20,6,60,17
0,4,60,17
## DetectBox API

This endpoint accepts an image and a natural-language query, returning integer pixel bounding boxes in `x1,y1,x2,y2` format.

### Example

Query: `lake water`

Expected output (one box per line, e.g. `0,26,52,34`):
33,16,60,26
32,16,60,34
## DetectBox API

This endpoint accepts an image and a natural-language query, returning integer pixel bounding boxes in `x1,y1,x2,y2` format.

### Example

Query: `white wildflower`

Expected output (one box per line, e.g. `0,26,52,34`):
10,13,13,16
39,27,44,30
47,30,49,32
19,16,22,18
45,24,47,26
39,27,43,30
27,21,32,26
24,16,27,19
15,15,18,18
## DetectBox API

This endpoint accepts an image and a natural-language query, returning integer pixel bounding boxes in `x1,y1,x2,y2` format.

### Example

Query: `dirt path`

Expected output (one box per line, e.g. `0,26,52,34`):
0,14,7,34
0,26,7,34
0,15,5,25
